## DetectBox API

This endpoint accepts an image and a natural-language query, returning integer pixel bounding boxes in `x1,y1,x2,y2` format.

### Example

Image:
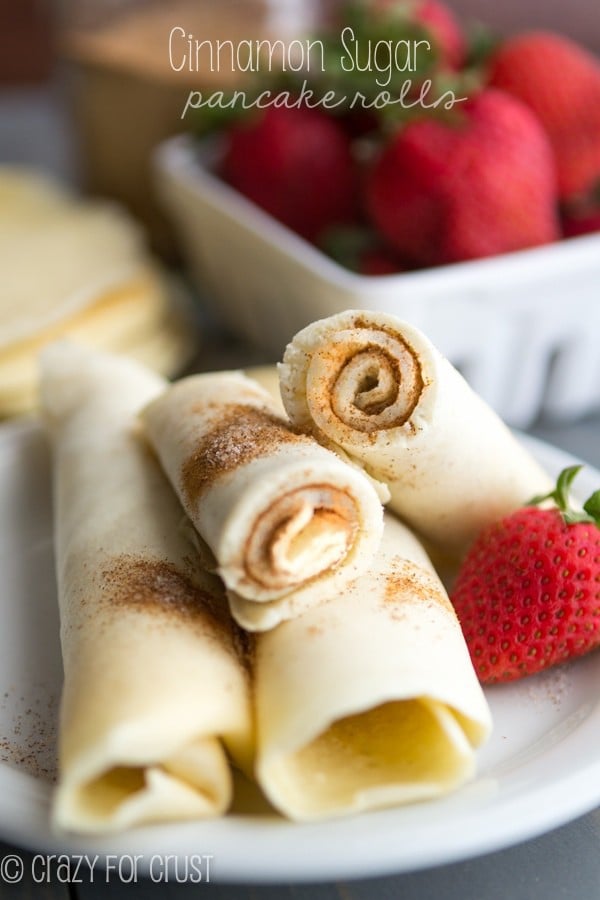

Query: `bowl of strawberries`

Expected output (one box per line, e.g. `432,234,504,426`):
154,0,600,428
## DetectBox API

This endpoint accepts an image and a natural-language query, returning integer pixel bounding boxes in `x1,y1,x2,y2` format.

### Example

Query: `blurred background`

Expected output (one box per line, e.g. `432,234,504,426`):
1,0,334,255
2,0,599,247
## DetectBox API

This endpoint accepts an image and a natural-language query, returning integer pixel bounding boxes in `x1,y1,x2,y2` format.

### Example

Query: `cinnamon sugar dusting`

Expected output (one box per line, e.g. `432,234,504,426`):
327,319,425,430
350,346,401,415
233,626,255,675
243,484,357,590
0,688,58,782
181,404,309,503
384,558,454,615
102,556,230,634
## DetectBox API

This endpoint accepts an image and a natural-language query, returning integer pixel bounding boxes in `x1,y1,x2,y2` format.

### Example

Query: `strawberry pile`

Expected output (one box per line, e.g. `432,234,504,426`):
451,467,600,684
365,89,559,265
208,1,600,272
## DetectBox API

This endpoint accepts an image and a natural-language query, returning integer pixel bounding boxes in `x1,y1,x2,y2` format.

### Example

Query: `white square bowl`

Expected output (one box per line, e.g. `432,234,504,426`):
154,134,600,428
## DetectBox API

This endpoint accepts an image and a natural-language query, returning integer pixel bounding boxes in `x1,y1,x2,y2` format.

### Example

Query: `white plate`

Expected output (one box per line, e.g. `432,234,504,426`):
0,418,599,883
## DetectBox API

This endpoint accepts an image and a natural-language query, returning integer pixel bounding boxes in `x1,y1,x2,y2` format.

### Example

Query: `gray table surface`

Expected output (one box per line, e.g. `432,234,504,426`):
1,82,600,900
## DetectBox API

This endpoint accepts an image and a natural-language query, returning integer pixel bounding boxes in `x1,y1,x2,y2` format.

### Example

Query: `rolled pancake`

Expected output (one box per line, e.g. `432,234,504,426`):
41,343,253,833
280,310,551,553
142,372,384,631
255,513,492,821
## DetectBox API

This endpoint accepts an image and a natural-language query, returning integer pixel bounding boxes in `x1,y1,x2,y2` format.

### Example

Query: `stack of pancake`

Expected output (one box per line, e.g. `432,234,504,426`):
0,167,196,417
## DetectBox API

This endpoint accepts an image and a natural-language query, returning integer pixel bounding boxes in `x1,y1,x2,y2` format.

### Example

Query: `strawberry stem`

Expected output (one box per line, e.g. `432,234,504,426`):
527,465,600,526
583,490,600,522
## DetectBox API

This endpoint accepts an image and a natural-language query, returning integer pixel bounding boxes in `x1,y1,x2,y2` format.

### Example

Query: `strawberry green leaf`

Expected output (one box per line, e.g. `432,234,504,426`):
555,465,584,510
527,465,581,508
464,21,500,68
583,489,600,525
319,224,378,269
527,465,599,526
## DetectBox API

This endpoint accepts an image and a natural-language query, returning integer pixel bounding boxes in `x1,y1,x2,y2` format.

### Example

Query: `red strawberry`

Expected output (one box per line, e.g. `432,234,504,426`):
365,89,560,266
451,466,600,684
562,207,600,238
358,247,404,275
373,0,466,69
488,32,600,202
221,106,357,243
412,0,466,69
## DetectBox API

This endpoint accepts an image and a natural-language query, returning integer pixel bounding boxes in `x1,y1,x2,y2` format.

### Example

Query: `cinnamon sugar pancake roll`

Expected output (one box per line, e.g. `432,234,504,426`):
279,310,551,553
142,372,384,632
254,514,492,821
41,343,253,834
